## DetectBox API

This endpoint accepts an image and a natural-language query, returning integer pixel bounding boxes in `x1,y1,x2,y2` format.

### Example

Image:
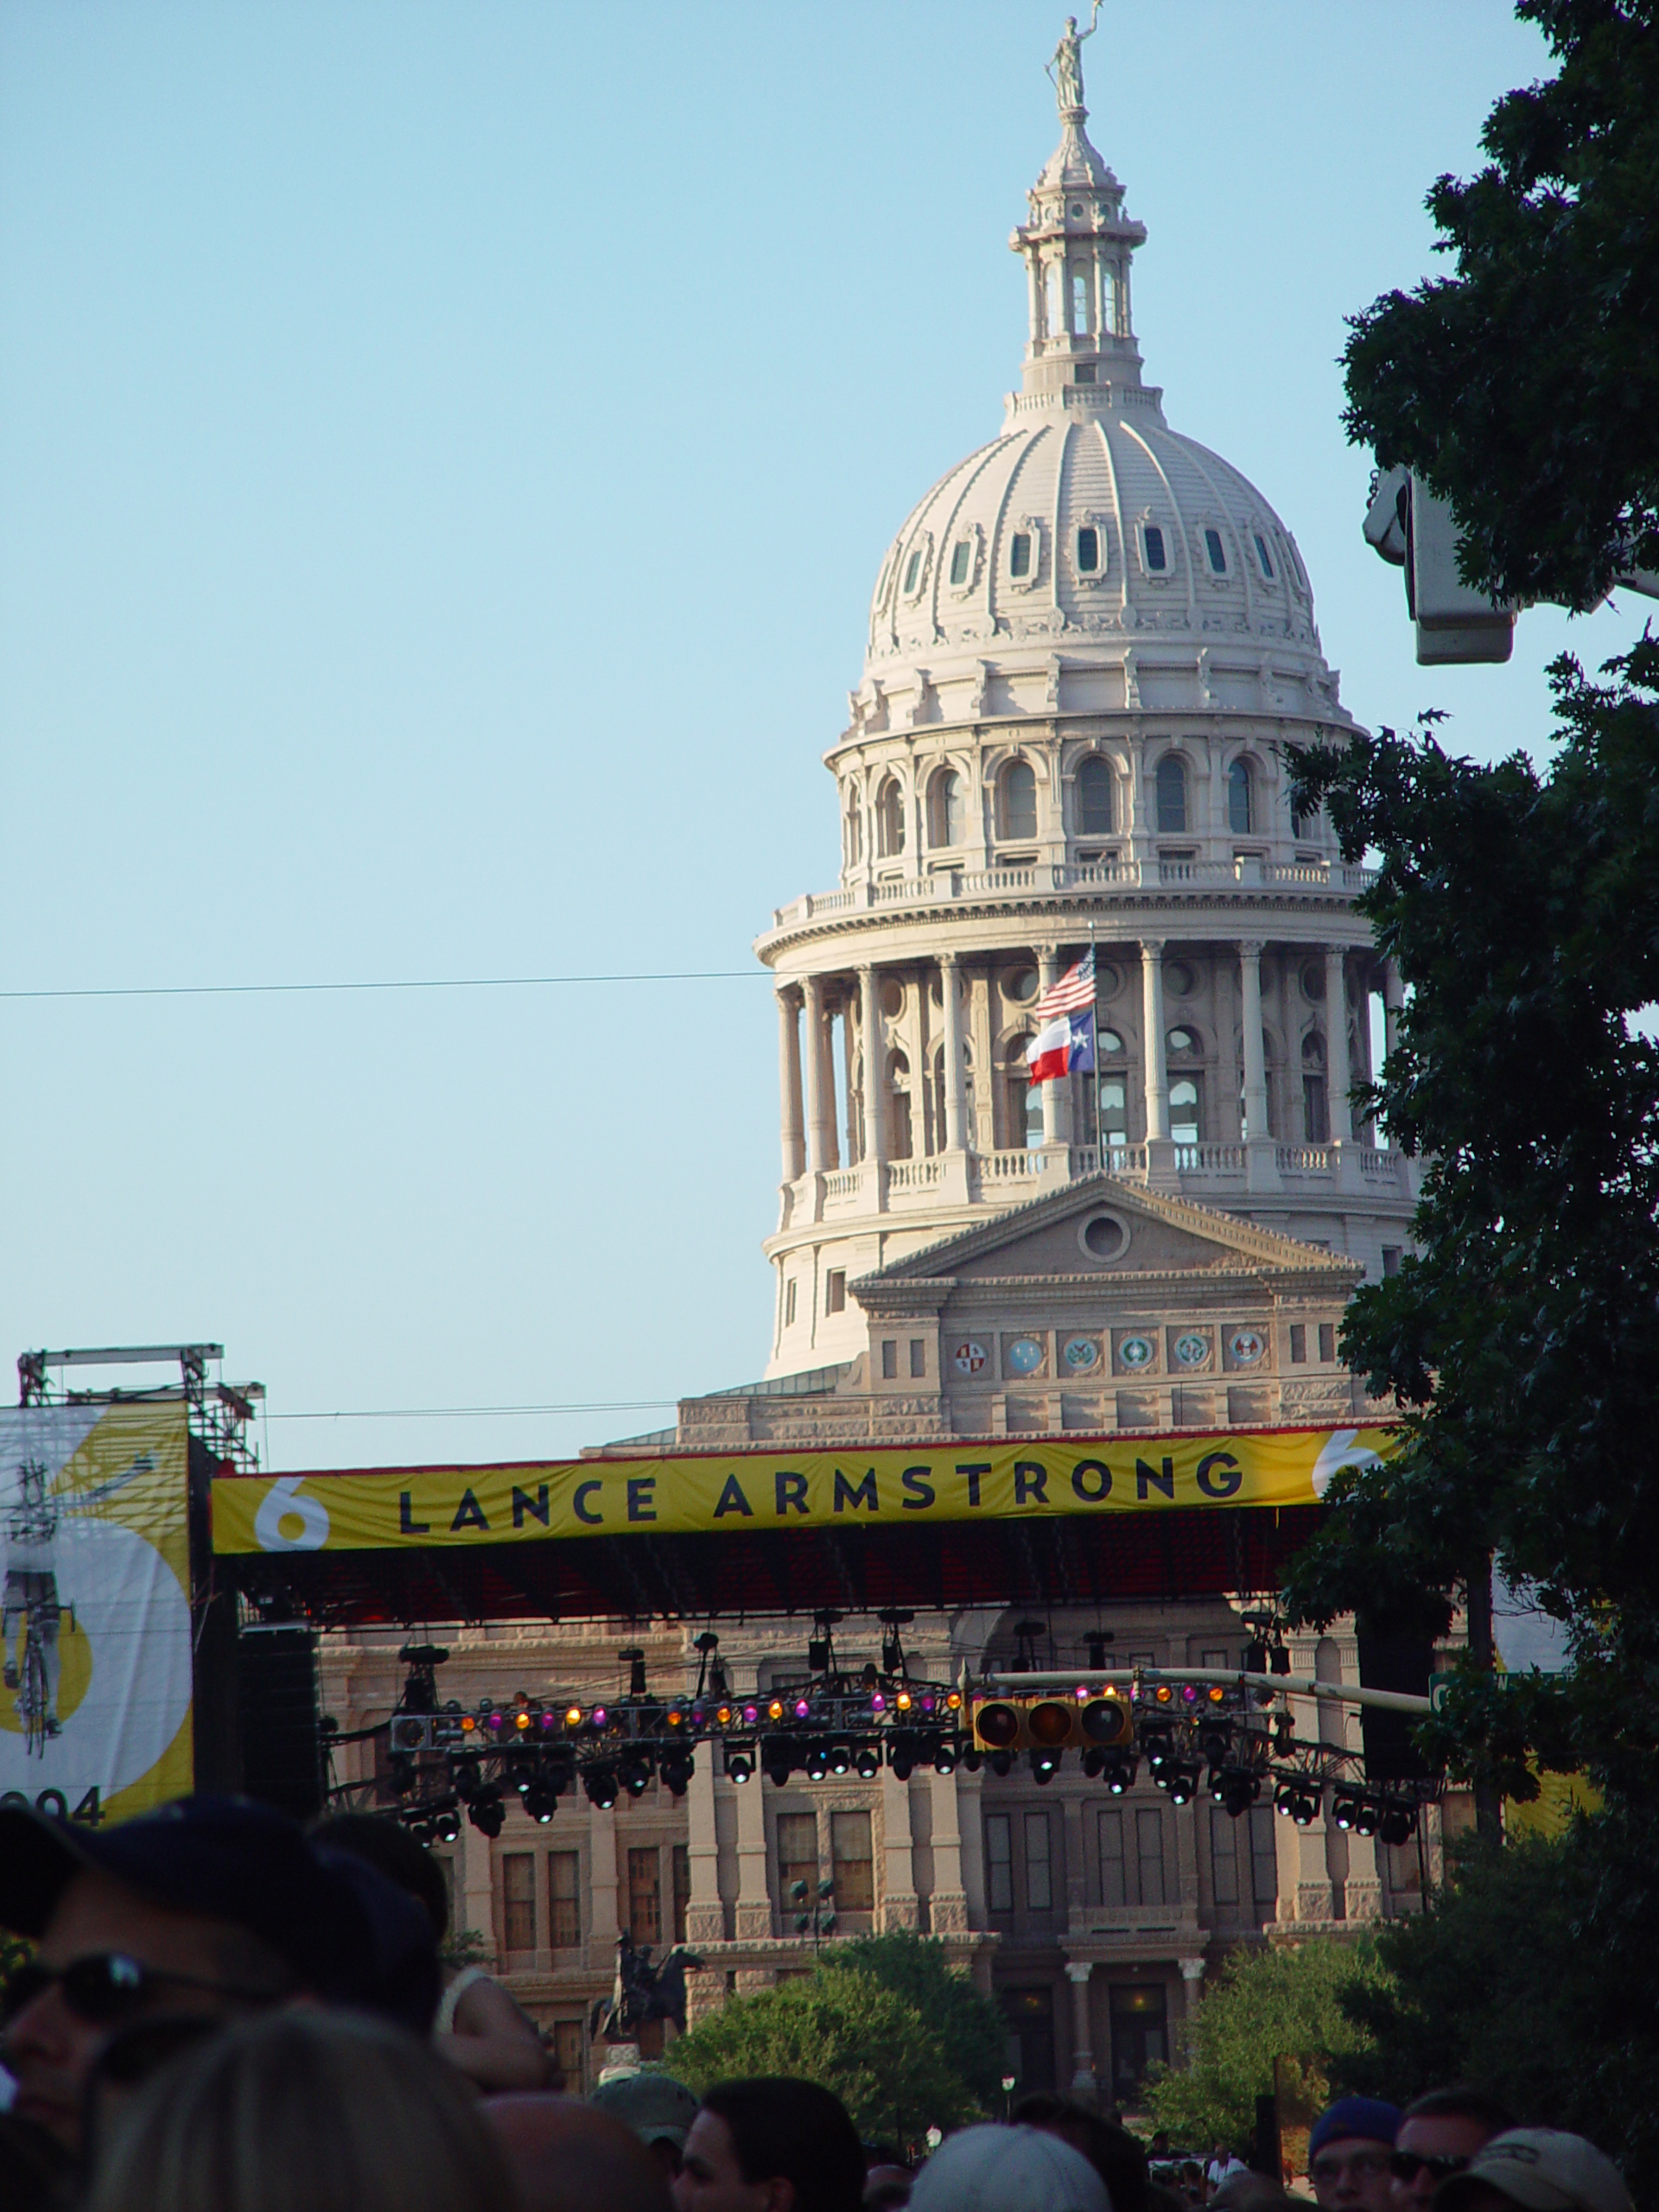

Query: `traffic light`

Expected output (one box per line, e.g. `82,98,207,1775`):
970,1690,1134,1777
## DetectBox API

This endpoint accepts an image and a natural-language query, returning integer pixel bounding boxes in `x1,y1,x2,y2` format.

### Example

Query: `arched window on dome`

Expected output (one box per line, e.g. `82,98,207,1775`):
928,767,967,849
1100,268,1118,335
1155,755,1188,835
845,787,863,868
1228,759,1253,835
1045,263,1063,340
1077,754,1114,836
1071,269,1090,334
887,1048,913,1161
1252,531,1275,581
1301,1031,1329,1145
999,760,1038,842
1170,1077,1201,1147
876,777,906,860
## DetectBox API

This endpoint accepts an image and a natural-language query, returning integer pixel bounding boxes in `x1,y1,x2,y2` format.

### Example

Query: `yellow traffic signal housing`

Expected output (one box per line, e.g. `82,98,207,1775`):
971,1691,1134,1755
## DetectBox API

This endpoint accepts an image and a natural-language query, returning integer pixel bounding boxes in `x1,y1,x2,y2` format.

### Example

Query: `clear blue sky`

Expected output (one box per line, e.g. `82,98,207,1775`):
0,3,1638,1471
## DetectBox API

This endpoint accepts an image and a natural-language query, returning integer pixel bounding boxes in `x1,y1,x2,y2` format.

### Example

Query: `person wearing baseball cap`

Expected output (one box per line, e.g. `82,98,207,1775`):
1308,2100,1403,2212
0,1793,437,2153
1433,2132,1631,2212
593,2069,702,2180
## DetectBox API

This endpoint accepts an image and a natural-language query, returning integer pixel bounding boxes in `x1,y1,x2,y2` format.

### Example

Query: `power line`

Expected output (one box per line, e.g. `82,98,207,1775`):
1,969,766,1005
265,1399,680,1422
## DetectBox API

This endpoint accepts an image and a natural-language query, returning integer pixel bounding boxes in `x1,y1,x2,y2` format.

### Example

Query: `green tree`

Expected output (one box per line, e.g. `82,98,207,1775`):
821,1930,1005,2106
1342,0,1659,609
1332,1828,1659,2196
668,1967,980,2142
1141,1939,1387,2152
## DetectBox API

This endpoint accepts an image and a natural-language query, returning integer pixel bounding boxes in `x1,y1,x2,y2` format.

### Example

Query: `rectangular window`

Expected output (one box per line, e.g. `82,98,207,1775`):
1253,531,1275,580
1289,1323,1306,1363
672,1843,691,1943
1249,1806,1278,1915
881,1339,898,1379
627,1847,662,1948
909,1338,926,1378
826,1269,846,1315
1304,1074,1330,1144
1135,1807,1166,1907
1024,1811,1052,1911
1143,524,1167,573
502,1853,537,1954
1098,1808,1127,1908
1077,525,1100,574
785,1278,798,1326
950,539,971,586
1319,1322,1337,1363
1209,1806,1240,1906
830,1810,875,1913
777,1813,818,1909
552,2019,586,2093
549,1852,582,1949
1205,526,1227,575
1382,1245,1402,1277
1010,531,1032,580
1098,1077,1128,1146
986,1812,1014,1913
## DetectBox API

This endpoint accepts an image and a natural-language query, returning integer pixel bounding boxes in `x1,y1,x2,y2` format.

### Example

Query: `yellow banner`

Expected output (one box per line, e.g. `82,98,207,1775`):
3,1402,194,1821
213,1426,1391,1556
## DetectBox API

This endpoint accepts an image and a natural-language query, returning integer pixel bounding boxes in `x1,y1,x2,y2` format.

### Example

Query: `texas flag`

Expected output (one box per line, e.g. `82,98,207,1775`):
1027,1008,1096,1083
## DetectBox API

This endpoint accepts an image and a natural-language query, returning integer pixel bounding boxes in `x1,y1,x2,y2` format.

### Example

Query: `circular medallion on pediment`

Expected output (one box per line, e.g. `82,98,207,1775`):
1118,1333,1155,1370
1006,1337,1046,1375
1173,1331,1211,1369
1229,1328,1266,1366
1062,1336,1100,1372
953,1340,988,1375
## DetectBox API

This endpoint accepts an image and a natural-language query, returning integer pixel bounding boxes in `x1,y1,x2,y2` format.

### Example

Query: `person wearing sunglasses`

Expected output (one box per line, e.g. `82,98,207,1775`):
0,1794,437,2155
1307,2101,1402,2212
1389,2092,1517,2212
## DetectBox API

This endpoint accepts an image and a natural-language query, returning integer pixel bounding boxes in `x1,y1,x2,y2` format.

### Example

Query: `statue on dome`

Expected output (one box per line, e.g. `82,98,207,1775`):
1047,3,1103,117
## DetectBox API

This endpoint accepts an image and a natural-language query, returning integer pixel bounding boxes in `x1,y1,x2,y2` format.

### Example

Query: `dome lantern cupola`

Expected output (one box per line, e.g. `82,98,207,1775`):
1012,10,1152,418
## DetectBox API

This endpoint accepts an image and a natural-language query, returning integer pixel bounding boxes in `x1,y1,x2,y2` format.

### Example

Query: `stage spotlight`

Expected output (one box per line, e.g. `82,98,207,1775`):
584,1766,619,1811
1082,1747,1106,1779
763,1742,793,1787
523,1780,558,1824
1030,1747,1061,1784
1331,1791,1360,1831
620,1754,652,1798
434,1806,461,1844
1165,1760,1201,1807
1141,1725,1173,1777
829,1744,852,1776
1354,1799,1382,1839
988,1747,1014,1777
452,1760,480,1803
933,1739,957,1777
888,1738,916,1782
960,1745,983,1773
804,1745,830,1782
725,1747,753,1785
1293,1787,1321,1827
1274,1782,1298,1818
467,1791,505,1839
855,1744,880,1781
660,1750,694,1797
1208,1767,1228,1803
1103,1755,1135,1795
1222,1770,1261,1818
1378,1800,1417,1847
1199,1719,1233,1764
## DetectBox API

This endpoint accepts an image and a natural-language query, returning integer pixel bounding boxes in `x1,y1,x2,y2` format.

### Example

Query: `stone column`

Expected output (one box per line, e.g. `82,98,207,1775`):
859,964,887,1189
880,1768,920,1929
940,952,968,1152
1065,1961,1096,2096
733,1764,772,1942
1382,960,1405,1063
1325,947,1353,1142
1238,941,1270,1142
778,988,805,1183
455,1802,497,1961
1141,940,1170,1141
927,1768,968,1933
587,1800,620,1970
1036,945,1072,1147
1179,1955,1206,2024
804,976,834,1174
685,1758,724,1947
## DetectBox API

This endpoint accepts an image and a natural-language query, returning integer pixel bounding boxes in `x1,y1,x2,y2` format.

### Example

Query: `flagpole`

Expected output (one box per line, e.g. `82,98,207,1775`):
1090,919,1102,1168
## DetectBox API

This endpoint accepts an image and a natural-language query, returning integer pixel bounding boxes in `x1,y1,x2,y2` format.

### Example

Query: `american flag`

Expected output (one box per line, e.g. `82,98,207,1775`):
1032,949,1096,1021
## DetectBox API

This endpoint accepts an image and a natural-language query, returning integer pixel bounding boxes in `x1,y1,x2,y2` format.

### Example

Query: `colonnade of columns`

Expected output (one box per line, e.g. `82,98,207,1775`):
774,939,1395,1180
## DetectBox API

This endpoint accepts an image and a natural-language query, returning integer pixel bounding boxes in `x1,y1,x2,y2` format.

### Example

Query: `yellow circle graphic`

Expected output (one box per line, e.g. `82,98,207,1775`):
1,1608,95,1737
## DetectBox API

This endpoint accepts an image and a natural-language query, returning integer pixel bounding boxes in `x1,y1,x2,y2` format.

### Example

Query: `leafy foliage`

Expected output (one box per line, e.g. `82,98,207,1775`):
668,1964,980,2141
1342,0,1659,609
1333,1823,1659,2198
1282,639,1659,1813
821,1931,1006,2105
1141,1939,1388,2152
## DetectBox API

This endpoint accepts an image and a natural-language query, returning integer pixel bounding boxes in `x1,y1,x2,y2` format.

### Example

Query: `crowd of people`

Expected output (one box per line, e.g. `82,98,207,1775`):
0,1796,1634,2212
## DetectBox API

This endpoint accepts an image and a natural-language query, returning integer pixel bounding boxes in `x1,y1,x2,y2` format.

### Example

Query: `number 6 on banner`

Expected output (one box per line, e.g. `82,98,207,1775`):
253,1476,331,1552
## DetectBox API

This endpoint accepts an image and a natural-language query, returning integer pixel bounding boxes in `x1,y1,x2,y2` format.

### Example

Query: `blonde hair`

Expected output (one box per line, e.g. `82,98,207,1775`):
85,2009,520,2212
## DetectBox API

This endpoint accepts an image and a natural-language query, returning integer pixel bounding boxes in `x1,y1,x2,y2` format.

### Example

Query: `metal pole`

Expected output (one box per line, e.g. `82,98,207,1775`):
970,1666,1434,1717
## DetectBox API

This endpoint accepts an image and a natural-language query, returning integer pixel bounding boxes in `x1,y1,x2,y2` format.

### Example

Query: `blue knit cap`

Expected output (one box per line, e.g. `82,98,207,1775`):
1309,2100,1402,2161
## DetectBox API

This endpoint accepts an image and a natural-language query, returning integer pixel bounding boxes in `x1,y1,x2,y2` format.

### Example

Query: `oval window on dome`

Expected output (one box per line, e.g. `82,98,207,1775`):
1205,528,1227,575
1253,531,1275,580
1004,967,1039,1005
1009,531,1033,580
903,549,923,594
1143,524,1168,573
1077,526,1101,575
950,539,972,586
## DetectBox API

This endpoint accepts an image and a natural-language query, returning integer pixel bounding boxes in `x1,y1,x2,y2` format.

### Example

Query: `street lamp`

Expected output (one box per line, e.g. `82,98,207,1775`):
1001,2073,1017,2120
791,1874,838,1953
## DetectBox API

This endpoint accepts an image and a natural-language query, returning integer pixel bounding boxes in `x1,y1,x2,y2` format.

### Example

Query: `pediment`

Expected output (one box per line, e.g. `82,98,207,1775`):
857,1173,1359,1288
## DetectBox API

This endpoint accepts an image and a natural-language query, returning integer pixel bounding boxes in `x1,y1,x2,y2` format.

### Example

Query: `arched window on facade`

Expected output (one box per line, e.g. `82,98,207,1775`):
887,1049,912,1160
928,767,966,849
876,777,906,859
1155,755,1187,835
1228,759,1252,835
1170,1077,1201,1147
1000,760,1038,842
1077,754,1114,836
996,1033,1041,1150
1301,1032,1329,1144
845,787,862,867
